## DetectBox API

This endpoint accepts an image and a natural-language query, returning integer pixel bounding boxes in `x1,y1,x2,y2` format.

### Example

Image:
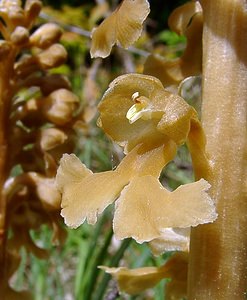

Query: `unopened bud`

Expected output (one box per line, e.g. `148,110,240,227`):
36,44,67,69
10,26,29,46
28,173,61,210
30,23,62,49
38,128,68,151
40,74,71,95
24,0,42,25
43,89,79,125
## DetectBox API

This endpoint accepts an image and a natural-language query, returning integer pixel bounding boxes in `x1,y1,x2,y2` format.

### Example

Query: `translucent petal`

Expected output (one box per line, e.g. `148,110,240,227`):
149,228,190,255
90,0,150,58
114,176,217,243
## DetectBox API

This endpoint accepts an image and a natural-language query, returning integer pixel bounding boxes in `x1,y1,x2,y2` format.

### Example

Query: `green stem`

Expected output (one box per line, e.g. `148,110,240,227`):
79,227,114,300
94,238,132,300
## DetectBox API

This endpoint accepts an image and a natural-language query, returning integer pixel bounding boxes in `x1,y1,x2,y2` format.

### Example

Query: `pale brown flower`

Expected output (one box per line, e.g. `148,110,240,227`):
57,73,217,245
99,252,188,297
143,1,203,87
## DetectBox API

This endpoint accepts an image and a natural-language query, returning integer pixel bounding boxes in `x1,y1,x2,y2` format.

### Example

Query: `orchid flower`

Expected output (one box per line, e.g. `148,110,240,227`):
56,73,217,247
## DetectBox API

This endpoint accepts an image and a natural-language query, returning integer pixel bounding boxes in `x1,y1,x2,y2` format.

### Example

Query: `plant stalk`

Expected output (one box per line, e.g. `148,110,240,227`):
0,57,13,297
188,0,247,299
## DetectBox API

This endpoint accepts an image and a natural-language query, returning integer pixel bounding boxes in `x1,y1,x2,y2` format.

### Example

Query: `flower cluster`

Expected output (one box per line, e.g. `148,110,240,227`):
0,0,81,297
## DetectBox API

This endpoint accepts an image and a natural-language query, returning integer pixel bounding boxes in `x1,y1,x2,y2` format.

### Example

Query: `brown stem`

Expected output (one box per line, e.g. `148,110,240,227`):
188,0,247,299
0,59,14,297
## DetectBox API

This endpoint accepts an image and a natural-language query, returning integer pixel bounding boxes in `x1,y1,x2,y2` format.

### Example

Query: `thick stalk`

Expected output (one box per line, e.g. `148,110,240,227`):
188,1,247,299
0,60,13,297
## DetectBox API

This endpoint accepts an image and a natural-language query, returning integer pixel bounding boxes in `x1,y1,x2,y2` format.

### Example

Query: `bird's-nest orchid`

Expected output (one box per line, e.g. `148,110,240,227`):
56,73,217,249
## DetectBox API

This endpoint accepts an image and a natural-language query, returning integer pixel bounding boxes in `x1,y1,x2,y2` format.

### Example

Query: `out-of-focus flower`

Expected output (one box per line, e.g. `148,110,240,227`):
90,0,150,58
100,252,188,298
144,1,203,87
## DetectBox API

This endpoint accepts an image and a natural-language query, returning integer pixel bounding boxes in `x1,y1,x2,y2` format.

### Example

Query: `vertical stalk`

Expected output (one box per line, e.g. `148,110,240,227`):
0,58,13,297
188,0,247,299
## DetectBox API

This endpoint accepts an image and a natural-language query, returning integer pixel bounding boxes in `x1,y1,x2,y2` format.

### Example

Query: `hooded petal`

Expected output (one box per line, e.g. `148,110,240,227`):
98,73,195,151
113,176,217,243
90,0,150,58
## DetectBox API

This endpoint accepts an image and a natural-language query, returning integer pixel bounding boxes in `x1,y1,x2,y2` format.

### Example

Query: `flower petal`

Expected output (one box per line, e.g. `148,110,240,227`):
90,0,150,58
99,252,188,296
113,176,217,243
57,154,128,227
57,141,176,228
120,141,177,178
99,265,166,295
149,228,190,255
144,2,203,87
98,73,192,151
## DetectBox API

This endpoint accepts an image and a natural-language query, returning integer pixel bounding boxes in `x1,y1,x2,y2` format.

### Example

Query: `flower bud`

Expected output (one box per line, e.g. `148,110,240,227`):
10,26,29,46
42,89,79,125
21,74,71,95
39,74,71,95
14,54,38,77
35,176,61,210
37,127,76,163
36,44,67,69
24,0,42,25
30,23,62,49
38,128,68,151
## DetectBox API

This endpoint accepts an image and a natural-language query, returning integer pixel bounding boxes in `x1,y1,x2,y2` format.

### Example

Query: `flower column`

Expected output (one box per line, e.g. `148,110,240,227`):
188,0,247,299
